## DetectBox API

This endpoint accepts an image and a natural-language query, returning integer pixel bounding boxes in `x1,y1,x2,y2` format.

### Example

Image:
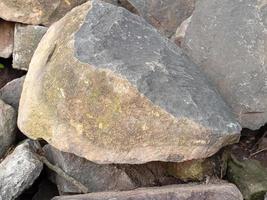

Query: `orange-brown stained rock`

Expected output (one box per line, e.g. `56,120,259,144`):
18,1,240,164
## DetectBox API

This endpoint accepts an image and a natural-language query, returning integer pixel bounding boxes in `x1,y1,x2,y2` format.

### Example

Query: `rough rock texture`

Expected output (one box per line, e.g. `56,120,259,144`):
0,76,25,110
167,159,214,181
120,0,196,38
52,183,243,200
227,157,267,200
44,145,177,194
0,19,14,58
0,99,17,158
13,24,47,70
0,140,43,200
18,0,240,164
183,0,267,129
0,0,88,25
172,16,192,46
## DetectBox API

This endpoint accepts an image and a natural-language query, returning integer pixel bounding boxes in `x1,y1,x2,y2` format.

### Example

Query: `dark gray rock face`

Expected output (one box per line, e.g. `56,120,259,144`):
13,24,47,70
44,145,177,194
52,183,243,200
183,0,267,129
0,99,16,158
120,0,196,38
74,0,240,138
0,76,25,110
0,140,43,200
18,0,240,164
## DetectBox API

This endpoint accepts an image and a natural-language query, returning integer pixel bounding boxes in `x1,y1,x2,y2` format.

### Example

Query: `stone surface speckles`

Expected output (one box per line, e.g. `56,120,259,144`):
183,0,267,129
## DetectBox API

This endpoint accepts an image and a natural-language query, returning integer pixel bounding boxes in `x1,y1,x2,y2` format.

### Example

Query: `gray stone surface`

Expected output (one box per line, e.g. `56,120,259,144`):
0,140,43,200
44,145,177,194
18,0,240,164
0,99,16,158
13,24,47,70
0,19,14,58
183,0,267,129
0,76,25,110
52,183,243,200
120,0,196,38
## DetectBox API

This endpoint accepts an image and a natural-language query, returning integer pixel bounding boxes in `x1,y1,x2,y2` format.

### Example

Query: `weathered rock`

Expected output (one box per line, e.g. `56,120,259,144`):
167,159,214,181
172,16,192,46
265,193,267,200
0,0,88,25
182,0,267,129
0,140,43,200
227,156,267,200
120,0,196,38
0,19,14,58
0,76,25,110
0,99,16,158
52,183,243,200
13,24,47,70
44,145,177,194
18,0,241,164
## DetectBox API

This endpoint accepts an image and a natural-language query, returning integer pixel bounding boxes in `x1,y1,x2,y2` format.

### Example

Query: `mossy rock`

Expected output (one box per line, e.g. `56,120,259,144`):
227,155,267,200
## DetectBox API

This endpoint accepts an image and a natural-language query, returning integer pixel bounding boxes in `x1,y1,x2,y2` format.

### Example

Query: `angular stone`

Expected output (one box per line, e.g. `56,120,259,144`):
171,16,192,47
52,183,243,200
44,144,177,194
0,19,14,58
182,0,267,129
0,140,43,200
0,76,25,110
227,156,267,200
13,24,47,70
120,0,196,38
0,99,16,158
0,0,121,26
18,0,240,164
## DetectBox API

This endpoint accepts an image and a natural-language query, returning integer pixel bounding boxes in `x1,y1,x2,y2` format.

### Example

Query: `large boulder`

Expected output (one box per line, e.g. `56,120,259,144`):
44,145,177,194
52,183,243,200
0,99,17,158
0,140,43,200
120,0,196,38
182,0,267,129
0,76,25,110
13,24,48,71
0,19,14,58
0,0,88,25
18,0,240,164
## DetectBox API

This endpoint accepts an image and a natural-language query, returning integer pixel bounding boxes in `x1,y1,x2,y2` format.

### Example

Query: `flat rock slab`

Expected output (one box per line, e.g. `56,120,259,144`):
18,0,240,164
0,19,14,58
0,99,16,158
52,183,243,200
183,0,267,129
121,0,195,38
44,144,177,194
0,139,43,200
13,24,47,70
0,76,25,110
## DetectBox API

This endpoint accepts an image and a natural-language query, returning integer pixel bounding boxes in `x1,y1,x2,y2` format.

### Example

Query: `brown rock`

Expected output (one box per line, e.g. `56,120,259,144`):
0,19,14,58
18,0,240,164
52,183,243,200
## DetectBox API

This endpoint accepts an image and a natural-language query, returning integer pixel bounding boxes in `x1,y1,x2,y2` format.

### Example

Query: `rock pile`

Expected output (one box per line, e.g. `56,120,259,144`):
0,0,266,199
